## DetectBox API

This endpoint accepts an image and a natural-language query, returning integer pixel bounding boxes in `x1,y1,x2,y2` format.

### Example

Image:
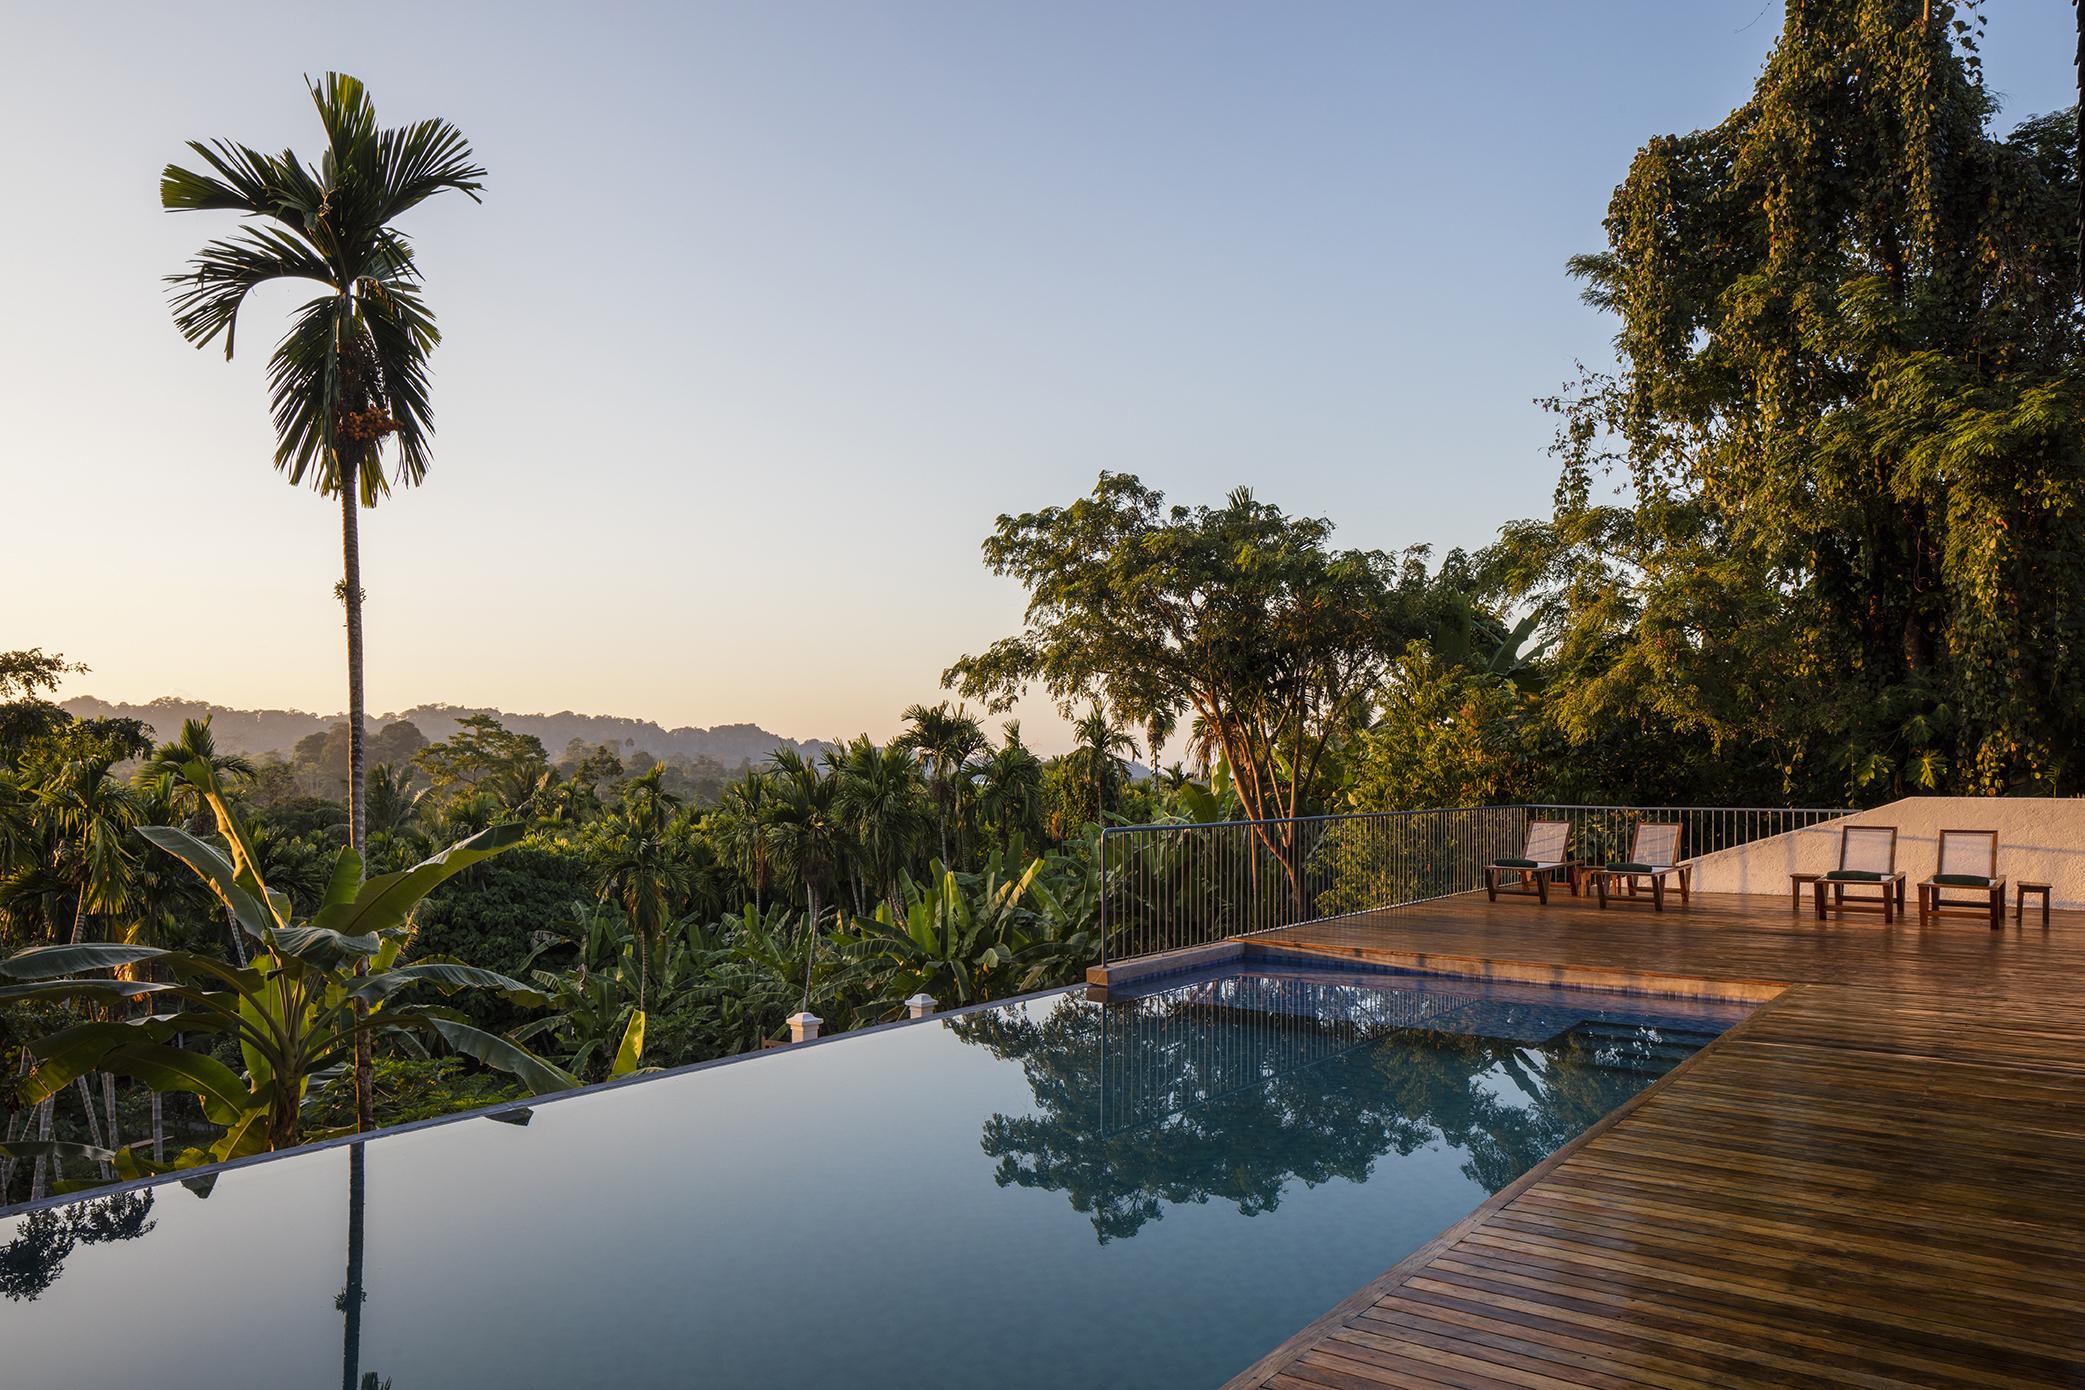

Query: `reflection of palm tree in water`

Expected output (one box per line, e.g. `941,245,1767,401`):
0,1188,156,1302
337,1143,393,1390
953,988,1689,1241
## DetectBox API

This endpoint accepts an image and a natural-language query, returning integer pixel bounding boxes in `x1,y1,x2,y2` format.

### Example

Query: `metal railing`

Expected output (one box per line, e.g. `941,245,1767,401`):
1096,803,1849,966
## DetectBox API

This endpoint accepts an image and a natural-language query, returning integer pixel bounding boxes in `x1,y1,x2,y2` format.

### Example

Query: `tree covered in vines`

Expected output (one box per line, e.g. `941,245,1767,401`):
1502,0,2085,799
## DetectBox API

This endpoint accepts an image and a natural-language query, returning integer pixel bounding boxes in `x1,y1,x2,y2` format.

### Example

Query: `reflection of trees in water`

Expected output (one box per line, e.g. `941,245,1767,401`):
0,1189,156,1301
952,984,1692,1242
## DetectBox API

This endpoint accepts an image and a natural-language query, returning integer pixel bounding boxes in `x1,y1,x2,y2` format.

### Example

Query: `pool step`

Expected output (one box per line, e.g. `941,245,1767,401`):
1566,1020,1721,1073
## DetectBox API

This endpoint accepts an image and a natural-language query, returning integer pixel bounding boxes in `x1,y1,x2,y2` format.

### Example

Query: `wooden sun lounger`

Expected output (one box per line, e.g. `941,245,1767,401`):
1587,821,1690,911
1484,819,1578,904
1812,825,1907,923
1917,828,2007,930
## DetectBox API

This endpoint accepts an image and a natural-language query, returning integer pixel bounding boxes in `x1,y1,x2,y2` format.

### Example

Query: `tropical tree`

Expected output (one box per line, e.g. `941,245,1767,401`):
947,474,1452,894
161,74,486,853
1505,3,2085,800
975,722,1045,851
827,736,930,915
760,750,848,1013
361,763,425,839
136,716,258,962
512,905,649,1084
710,772,776,914
1068,705,1136,827
893,702,987,864
0,813,572,1175
585,767,693,1008
18,721,151,948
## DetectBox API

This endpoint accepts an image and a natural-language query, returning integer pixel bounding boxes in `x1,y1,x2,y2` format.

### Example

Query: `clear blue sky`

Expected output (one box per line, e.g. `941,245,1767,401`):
3,1,2076,753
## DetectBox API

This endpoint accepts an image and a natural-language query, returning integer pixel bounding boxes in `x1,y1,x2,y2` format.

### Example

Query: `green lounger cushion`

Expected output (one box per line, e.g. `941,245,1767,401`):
1826,869,1890,882
1932,873,1993,887
1493,857,1540,868
1605,862,1659,874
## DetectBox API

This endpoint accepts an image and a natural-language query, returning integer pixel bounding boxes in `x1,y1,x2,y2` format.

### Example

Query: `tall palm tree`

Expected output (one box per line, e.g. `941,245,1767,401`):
1071,704,1136,826
588,767,692,1009
161,74,485,856
712,772,776,914
894,702,987,865
828,736,930,913
761,750,847,1011
163,76,484,1138
361,762,426,838
975,722,1045,850
136,716,256,963
14,725,148,1196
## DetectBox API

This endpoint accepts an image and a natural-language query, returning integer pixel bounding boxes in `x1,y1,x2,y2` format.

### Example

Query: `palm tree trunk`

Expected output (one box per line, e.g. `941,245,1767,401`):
1,1049,28,1198
73,1077,110,1180
342,463,369,855
28,1097,54,1202
102,1071,121,1154
340,1142,367,1390
150,1090,164,1164
342,462,375,1136
65,889,121,1176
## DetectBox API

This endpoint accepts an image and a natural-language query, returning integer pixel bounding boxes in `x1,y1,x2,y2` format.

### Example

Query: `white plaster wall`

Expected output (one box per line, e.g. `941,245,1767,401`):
1689,796,2085,909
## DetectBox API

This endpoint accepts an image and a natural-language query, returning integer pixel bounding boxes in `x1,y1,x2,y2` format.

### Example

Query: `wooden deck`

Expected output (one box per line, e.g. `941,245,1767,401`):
1222,891,2085,1390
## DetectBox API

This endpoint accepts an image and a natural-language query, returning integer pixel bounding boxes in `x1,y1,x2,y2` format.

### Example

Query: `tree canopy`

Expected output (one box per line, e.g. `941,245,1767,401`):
1500,0,2085,800
946,473,1468,830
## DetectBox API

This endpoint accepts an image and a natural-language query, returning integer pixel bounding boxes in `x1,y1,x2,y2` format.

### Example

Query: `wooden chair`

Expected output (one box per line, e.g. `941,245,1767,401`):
1812,825,1907,923
1917,829,2006,930
1484,819,1578,904
1588,822,1689,911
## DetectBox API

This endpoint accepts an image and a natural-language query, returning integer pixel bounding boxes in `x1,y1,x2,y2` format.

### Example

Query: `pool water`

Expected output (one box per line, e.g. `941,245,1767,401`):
0,959,1748,1390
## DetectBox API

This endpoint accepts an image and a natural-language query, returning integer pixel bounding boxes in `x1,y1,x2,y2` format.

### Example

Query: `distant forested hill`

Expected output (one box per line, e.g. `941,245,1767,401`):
61,695,830,766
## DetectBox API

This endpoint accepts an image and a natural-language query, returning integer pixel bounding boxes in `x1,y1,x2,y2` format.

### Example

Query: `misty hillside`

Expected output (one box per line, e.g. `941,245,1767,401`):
62,695,832,767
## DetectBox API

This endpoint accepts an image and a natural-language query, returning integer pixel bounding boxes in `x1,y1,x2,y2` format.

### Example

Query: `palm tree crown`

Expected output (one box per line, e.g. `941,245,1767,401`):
161,72,484,503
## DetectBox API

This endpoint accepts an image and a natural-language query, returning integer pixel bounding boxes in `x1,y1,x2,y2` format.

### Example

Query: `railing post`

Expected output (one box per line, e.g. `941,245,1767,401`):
1097,827,1111,969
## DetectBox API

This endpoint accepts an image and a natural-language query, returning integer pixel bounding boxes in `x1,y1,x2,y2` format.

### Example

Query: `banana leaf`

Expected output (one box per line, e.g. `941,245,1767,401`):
611,1009,646,1078
427,1017,578,1095
266,923,382,970
136,824,277,942
311,823,524,939
346,961,551,1010
103,1043,253,1126
0,942,169,980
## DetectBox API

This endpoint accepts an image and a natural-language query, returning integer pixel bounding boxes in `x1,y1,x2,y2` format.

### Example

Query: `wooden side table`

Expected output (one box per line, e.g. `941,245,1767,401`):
1789,872,1821,911
2016,882,2052,927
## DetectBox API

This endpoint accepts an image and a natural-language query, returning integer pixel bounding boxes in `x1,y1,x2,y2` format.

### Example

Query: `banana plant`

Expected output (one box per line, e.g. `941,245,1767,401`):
0,775,576,1180
838,855,1046,1009
511,905,651,1084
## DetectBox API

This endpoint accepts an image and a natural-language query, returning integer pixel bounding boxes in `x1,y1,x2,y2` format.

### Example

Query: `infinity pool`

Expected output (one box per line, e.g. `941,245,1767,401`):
0,958,1749,1389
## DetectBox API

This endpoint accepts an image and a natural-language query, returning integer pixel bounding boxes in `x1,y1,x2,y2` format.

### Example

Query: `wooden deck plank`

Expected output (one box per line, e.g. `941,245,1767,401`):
1222,891,2085,1389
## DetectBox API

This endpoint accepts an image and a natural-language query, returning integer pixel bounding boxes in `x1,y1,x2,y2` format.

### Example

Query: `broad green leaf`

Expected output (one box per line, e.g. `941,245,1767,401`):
210,1089,275,1161
611,1009,646,1078
346,962,551,1010
104,1043,254,1126
319,846,365,912
426,1017,578,1095
0,979,184,1007
137,824,276,941
1,942,169,980
16,1021,169,1103
0,1139,118,1166
314,823,524,939
266,923,381,969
